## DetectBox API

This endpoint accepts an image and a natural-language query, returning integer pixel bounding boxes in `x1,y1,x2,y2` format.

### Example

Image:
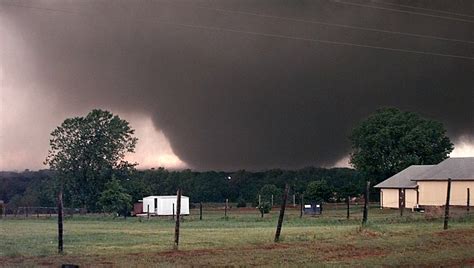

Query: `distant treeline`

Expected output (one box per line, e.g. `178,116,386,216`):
1,167,364,210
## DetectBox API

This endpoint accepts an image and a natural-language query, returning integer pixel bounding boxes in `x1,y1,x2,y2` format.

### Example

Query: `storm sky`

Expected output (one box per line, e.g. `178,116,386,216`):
0,0,473,171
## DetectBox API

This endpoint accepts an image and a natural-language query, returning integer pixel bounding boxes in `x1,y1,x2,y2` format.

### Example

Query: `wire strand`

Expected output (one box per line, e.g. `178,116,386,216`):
2,2,474,61
366,0,474,19
151,0,474,45
330,0,474,24
150,18,474,60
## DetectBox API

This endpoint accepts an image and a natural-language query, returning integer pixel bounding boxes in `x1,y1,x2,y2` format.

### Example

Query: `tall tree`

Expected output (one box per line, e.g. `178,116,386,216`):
45,109,137,211
258,184,282,205
304,180,333,203
350,108,453,184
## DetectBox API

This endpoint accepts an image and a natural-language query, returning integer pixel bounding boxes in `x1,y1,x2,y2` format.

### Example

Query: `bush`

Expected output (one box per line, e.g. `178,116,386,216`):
236,198,247,208
258,202,272,214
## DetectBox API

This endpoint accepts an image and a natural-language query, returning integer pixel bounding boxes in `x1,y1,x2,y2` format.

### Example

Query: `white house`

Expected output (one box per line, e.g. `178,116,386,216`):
142,195,190,216
375,157,474,209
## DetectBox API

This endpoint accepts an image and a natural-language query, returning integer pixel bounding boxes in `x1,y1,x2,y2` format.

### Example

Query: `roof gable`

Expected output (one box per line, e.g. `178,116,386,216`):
374,165,434,188
414,157,474,181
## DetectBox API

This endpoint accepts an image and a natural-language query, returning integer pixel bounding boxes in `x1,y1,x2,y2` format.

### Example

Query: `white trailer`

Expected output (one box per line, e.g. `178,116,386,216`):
142,195,190,216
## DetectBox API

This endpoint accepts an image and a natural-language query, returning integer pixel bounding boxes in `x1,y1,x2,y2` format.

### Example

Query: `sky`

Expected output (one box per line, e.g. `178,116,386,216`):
0,0,473,171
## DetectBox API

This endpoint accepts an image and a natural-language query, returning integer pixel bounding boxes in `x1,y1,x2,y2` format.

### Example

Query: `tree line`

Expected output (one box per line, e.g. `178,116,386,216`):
0,166,364,212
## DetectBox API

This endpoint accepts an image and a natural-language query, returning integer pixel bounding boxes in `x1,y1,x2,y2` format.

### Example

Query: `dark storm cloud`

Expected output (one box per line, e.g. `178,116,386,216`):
1,0,473,170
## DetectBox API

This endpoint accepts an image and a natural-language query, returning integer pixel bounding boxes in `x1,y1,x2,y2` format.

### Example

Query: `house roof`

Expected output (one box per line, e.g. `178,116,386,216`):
374,165,434,189
143,195,189,199
413,157,474,181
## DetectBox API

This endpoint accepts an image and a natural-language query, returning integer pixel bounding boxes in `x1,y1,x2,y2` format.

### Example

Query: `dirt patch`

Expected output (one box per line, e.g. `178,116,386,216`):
308,243,386,261
36,261,54,266
434,228,474,237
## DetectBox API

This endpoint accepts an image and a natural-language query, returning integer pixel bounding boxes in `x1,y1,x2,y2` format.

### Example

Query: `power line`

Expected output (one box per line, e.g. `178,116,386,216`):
330,0,474,24
151,18,474,60
367,0,474,19
0,2,82,15
153,0,474,45
2,2,473,61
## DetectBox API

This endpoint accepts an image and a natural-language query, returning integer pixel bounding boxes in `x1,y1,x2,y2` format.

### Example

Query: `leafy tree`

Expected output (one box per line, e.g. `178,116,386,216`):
258,184,281,205
97,178,132,217
44,109,137,211
304,180,333,202
350,108,453,184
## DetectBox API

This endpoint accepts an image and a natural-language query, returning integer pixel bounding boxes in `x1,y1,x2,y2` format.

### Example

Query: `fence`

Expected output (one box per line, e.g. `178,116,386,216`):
2,206,85,218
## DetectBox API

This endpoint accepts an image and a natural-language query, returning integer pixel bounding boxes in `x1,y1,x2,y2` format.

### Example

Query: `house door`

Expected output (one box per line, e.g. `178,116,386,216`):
399,189,405,209
154,198,158,213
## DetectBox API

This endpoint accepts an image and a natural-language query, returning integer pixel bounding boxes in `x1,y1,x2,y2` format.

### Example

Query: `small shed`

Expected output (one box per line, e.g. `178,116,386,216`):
142,195,190,216
132,202,143,216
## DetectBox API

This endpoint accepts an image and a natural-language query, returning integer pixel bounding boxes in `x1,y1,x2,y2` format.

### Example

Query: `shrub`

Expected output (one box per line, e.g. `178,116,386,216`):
236,198,247,208
258,202,272,214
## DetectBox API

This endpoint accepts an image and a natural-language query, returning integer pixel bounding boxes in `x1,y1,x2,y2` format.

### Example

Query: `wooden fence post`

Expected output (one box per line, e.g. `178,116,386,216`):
199,202,203,220
147,205,150,220
467,188,470,213
346,196,350,219
362,181,370,226
300,194,304,218
443,178,452,230
399,188,405,217
172,203,175,220
174,189,182,250
274,184,289,242
225,199,228,218
57,188,64,254
293,194,296,207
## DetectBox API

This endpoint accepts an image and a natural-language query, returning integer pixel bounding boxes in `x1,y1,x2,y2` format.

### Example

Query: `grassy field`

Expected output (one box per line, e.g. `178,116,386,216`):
1,205,474,267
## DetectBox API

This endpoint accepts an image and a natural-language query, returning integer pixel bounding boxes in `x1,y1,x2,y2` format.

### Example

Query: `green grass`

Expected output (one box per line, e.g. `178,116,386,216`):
1,207,473,266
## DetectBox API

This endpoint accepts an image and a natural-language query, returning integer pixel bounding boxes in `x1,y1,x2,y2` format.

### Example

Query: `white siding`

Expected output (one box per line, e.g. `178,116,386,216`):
381,189,399,208
380,188,418,209
418,181,474,206
405,189,418,209
142,196,190,215
157,197,190,215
